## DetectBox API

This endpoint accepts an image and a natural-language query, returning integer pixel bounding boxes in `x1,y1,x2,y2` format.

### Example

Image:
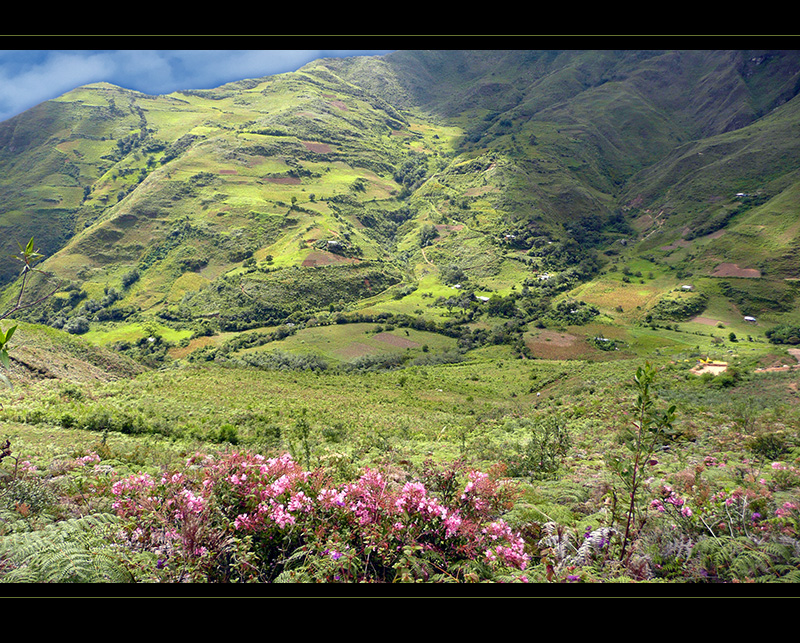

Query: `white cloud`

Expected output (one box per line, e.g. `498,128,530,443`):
0,49,394,122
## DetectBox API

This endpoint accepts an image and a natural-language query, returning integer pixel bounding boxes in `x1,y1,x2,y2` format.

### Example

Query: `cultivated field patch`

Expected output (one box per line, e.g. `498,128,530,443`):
372,331,420,349
711,263,761,278
302,141,334,154
691,316,724,326
301,250,357,267
525,329,589,360
334,341,379,360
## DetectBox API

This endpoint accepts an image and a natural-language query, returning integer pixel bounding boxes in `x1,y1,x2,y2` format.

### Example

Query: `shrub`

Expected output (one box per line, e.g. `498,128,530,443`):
109,451,531,583
64,316,90,335
503,415,571,480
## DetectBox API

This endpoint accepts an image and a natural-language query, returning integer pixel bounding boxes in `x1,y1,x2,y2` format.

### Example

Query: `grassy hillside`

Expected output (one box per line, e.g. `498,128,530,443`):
2,50,800,349
1,50,800,584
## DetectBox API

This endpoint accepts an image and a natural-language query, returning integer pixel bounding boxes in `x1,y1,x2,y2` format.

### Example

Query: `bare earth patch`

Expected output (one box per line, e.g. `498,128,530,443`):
301,250,356,267
169,336,216,360
691,316,724,326
302,141,333,154
754,348,800,373
526,330,590,360
372,332,420,349
690,361,728,376
711,263,761,278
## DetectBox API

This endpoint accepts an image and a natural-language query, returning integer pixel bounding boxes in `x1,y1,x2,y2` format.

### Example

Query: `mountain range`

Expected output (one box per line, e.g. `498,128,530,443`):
2,48,800,364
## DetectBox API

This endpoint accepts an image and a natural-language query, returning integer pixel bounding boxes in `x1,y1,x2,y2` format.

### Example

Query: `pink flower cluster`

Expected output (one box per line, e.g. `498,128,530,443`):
111,473,158,516
775,501,799,518
650,485,692,517
482,520,529,568
110,450,530,580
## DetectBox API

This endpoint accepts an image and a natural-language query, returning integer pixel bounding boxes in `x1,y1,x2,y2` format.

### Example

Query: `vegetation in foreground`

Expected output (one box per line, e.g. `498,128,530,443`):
0,243,798,587
0,322,799,586
1,50,800,587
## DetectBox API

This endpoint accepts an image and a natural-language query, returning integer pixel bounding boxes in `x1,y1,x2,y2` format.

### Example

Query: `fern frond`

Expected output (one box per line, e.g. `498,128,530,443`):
571,526,616,566
693,535,798,582
273,568,315,583
773,568,800,582
0,513,135,583
539,522,617,570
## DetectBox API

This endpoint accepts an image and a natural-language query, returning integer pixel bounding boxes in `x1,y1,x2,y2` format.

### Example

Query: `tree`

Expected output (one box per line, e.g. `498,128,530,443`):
608,363,676,561
418,224,438,248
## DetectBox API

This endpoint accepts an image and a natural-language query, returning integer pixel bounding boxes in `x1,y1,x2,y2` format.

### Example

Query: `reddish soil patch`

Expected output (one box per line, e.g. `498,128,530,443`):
301,251,354,267
691,316,723,326
533,330,577,347
711,263,761,278
218,169,238,175
266,176,302,184
526,330,590,360
169,336,216,360
372,332,420,349
329,100,348,111
302,141,333,154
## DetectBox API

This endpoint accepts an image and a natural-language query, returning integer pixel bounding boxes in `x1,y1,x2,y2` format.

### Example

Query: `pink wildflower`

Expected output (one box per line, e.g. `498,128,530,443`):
317,488,346,508
288,491,312,513
269,502,295,528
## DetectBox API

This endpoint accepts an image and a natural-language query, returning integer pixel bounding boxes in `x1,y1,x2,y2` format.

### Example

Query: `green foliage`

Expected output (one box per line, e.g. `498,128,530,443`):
238,349,329,373
766,324,800,345
5,51,800,584
0,324,16,389
1,477,57,516
691,535,799,583
418,224,438,248
0,514,135,583
649,293,708,322
548,299,599,325
747,430,790,461
608,363,676,561
719,280,795,315
503,414,571,480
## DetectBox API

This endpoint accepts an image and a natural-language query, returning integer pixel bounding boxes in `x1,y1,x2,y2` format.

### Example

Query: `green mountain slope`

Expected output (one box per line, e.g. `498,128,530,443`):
2,49,800,361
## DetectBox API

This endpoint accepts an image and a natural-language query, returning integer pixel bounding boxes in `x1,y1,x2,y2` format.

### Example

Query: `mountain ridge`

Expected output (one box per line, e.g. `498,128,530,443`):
2,48,800,364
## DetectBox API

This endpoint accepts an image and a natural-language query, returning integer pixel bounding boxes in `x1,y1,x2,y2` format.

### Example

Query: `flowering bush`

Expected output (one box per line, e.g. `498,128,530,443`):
109,450,530,582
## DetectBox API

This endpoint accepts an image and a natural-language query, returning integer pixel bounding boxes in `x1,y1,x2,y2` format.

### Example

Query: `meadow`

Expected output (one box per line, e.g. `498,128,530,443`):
1,304,799,586
1,50,800,587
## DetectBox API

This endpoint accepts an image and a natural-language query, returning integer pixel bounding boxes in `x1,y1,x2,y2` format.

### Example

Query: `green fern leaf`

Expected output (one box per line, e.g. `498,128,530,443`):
0,514,134,583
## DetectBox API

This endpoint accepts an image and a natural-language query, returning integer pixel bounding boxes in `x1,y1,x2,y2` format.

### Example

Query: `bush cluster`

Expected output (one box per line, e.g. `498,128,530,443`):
109,451,530,583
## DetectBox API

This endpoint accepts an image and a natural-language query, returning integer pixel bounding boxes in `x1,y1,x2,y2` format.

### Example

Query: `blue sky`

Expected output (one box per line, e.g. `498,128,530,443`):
0,48,396,123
